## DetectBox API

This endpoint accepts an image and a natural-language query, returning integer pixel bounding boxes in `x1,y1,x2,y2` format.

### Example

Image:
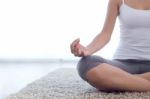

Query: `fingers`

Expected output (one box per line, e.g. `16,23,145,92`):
70,38,87,57
74,44,81,56
74,44,85,57
70,38,80,54
73,43,79,56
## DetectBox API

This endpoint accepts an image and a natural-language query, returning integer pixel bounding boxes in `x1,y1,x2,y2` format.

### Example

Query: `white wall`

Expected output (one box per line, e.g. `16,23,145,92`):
0,0,120,60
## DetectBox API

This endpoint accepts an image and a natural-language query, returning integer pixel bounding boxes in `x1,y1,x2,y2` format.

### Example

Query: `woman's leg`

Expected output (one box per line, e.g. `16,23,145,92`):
85,63,150,92
135,72,150,81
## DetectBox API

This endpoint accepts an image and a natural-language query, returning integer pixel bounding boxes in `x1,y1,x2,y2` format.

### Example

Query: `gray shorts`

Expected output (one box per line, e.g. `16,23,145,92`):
77,55,150,81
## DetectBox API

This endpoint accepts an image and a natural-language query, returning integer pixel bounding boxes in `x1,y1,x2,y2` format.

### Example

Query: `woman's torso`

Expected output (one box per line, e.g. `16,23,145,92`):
113,0,150,60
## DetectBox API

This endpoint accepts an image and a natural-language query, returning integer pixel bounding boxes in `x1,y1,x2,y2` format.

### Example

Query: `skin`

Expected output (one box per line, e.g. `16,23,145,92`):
70,0,150,92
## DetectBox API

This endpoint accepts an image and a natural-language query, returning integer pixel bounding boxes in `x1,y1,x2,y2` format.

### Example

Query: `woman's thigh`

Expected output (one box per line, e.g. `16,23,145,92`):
77,55,140,81
105,59,141,74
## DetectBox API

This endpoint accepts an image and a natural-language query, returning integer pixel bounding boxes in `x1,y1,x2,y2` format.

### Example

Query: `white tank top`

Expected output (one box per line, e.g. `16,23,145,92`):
113,0,150,60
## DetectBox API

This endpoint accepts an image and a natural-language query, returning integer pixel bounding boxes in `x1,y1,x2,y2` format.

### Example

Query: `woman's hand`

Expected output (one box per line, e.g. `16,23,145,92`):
70,38,90,57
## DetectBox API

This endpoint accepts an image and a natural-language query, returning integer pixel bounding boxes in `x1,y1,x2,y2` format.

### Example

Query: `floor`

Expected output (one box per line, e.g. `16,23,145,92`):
0,62,76,99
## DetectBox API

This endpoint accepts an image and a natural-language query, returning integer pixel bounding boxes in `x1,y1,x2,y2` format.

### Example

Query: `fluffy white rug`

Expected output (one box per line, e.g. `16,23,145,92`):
6,68,150,99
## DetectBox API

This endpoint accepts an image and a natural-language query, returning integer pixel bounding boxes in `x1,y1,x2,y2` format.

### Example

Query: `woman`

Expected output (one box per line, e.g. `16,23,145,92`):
70,0,150,92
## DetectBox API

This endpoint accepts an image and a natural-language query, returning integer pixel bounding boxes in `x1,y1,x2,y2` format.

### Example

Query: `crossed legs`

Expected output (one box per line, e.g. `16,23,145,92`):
85,63,150,92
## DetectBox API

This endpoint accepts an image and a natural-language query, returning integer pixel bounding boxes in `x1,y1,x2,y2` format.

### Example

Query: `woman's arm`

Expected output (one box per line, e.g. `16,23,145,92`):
70,0,120,57
86,0,120,55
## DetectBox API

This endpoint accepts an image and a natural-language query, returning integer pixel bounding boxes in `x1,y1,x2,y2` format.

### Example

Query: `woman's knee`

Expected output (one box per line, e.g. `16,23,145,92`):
85,63,118,90
84,64,113,90
77,55,105,81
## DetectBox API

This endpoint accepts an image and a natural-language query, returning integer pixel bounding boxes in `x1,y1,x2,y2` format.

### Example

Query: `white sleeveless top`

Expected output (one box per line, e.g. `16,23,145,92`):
112,0,150,60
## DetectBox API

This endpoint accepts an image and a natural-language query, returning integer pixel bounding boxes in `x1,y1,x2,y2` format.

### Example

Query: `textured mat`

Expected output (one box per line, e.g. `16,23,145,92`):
6,68,150,99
